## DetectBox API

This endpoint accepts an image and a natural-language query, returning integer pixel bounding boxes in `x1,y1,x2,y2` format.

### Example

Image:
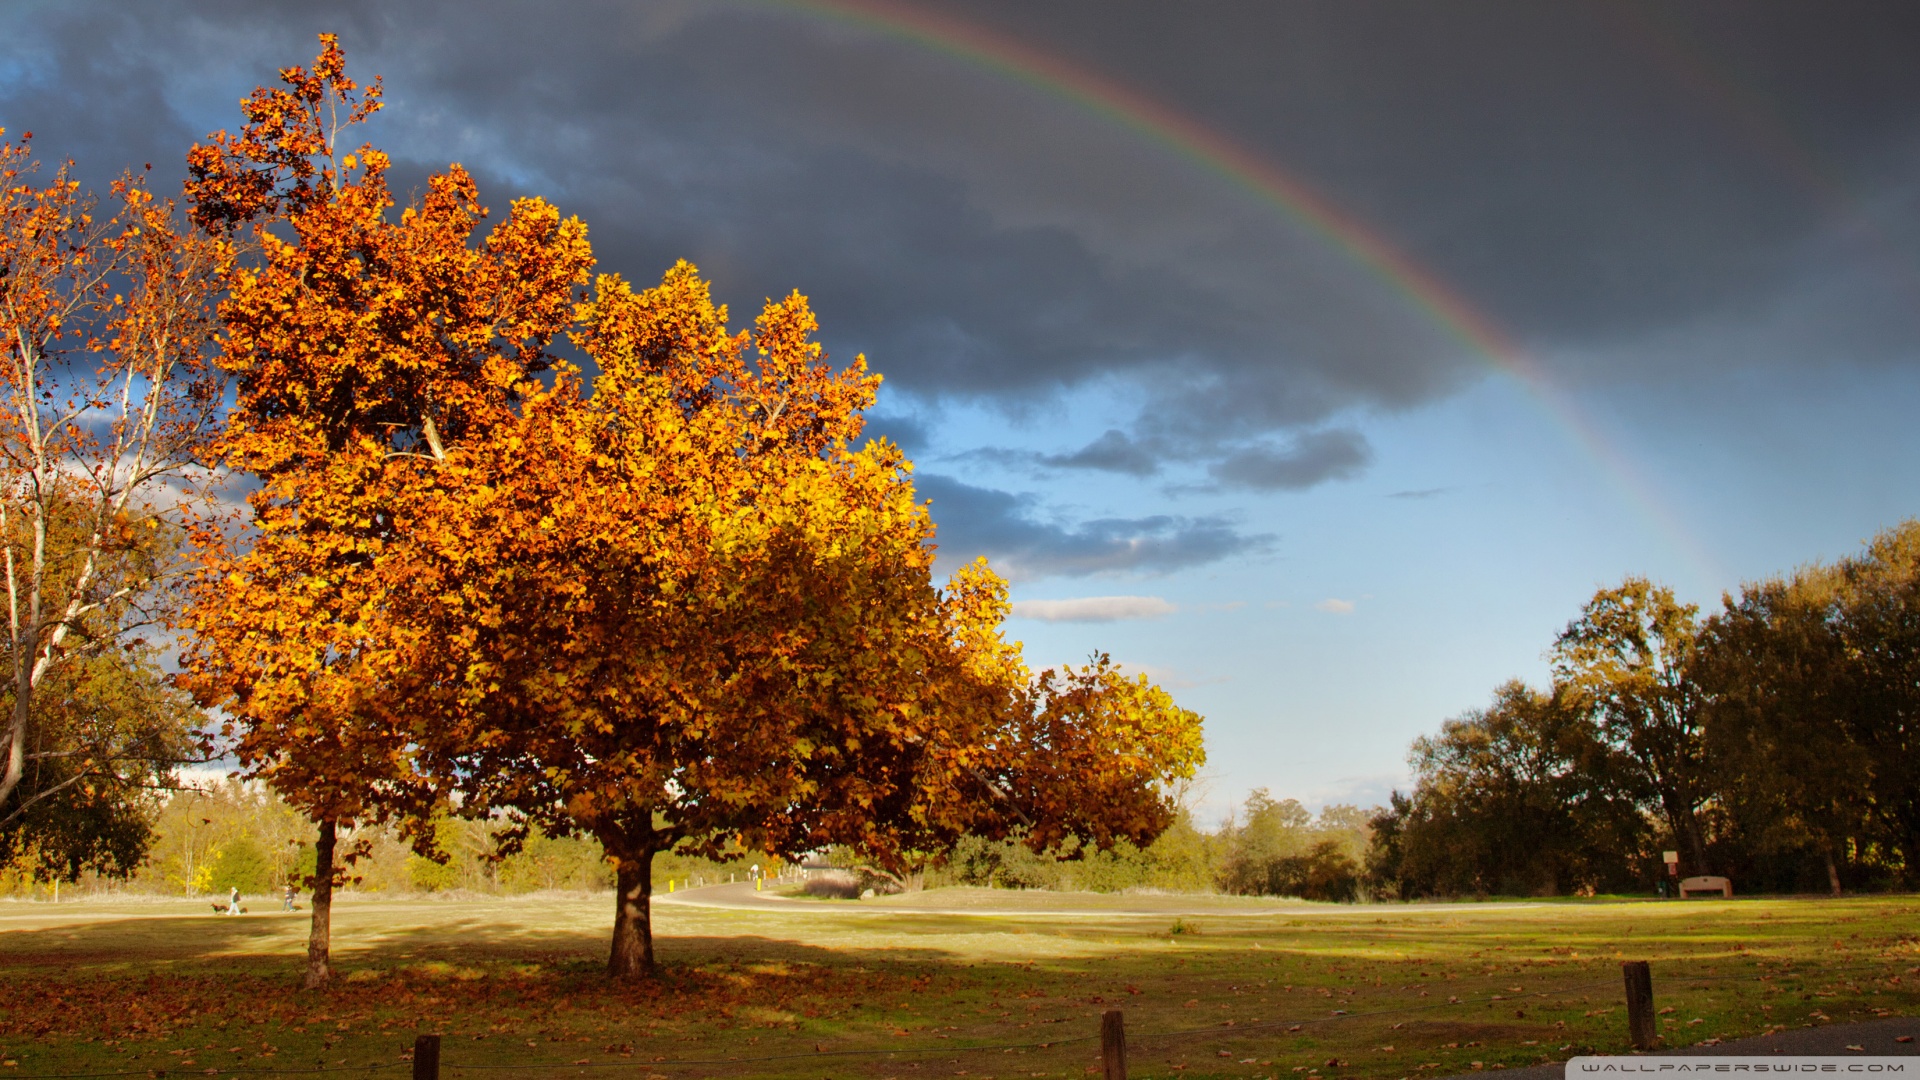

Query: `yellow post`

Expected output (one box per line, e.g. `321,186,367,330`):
755,877,761,891
669,879,675,894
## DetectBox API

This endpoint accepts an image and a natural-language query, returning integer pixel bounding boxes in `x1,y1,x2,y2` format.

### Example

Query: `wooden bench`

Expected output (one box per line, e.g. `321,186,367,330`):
1678,875,1732,898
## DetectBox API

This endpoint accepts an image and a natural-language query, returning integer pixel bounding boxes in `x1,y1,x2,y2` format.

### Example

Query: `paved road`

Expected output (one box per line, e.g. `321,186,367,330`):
651,880,825,911
1447,1017,1920,1080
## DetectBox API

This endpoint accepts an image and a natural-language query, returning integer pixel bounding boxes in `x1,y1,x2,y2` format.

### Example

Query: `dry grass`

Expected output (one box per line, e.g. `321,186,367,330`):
1,886,1916,1079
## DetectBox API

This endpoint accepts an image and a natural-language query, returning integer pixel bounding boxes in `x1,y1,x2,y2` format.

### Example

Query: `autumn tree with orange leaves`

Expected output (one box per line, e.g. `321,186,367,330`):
177,37,593,987
183,37,1205,981
0,130,227,861
369,265,1204,974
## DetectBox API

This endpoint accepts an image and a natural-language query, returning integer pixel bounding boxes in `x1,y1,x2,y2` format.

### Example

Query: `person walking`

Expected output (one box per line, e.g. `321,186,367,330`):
282,883,296,911
227,886,241,915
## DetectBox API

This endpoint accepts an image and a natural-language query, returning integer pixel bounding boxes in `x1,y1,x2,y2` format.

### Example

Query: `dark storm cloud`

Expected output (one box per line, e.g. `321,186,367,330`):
1039,430,1161,477
858,412,934,456
917,474,1271,579
949,0,1920,350
0,9,195,187
1017,424,1371,494
1206,429,1373,492
6,0,1918,568
10,2,1919,393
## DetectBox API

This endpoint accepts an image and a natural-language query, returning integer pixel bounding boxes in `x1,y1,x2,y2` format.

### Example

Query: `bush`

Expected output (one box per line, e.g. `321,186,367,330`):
928,813,1221,894
496,829,614,891
1221,839,1360,901
205,836,273,895
1215,791,1369,901
800,870,863,899
408,851,461,892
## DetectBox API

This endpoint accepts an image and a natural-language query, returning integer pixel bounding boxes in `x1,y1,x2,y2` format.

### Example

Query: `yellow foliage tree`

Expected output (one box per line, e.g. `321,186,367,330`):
0,128,226,852
184,38,1205,980
378,265,1204,975
179,35,593,987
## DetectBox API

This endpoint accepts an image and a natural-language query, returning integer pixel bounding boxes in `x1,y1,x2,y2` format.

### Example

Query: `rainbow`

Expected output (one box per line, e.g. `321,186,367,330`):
757,0,1719,580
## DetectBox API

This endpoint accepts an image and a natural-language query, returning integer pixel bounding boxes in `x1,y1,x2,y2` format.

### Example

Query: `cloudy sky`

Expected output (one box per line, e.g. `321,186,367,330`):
8,0,1920,819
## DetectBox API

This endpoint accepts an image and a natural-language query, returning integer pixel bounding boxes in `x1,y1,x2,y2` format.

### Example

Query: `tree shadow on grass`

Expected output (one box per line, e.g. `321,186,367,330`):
11,904,1898,1080
3,923,1116,1080
0,908,313,968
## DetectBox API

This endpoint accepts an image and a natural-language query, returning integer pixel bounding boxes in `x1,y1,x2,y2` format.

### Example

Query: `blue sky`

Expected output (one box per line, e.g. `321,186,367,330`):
7,0,1919,822
975,365,1920,817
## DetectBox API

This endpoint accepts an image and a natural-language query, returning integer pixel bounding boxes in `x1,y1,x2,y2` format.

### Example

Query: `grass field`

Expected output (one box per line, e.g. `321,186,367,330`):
2,885,1916,1080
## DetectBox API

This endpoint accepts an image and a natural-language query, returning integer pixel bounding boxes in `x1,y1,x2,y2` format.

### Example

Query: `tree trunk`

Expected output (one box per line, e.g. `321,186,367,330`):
305,818,336,990
608,846,656,978
1,656,31,813
1664,795,1708,875
1824,845,1842,897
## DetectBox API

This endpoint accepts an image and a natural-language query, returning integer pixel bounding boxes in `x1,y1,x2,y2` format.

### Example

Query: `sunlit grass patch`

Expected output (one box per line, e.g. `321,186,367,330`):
0,890,1914,1078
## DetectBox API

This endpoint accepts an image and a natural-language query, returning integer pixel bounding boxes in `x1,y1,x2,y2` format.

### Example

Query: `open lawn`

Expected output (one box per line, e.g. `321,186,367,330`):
1,885,1916,1080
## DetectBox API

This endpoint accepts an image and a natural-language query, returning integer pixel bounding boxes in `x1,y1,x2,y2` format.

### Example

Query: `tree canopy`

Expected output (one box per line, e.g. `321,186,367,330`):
0,130,221,874
1373,521,1920,898
182,37,1205,978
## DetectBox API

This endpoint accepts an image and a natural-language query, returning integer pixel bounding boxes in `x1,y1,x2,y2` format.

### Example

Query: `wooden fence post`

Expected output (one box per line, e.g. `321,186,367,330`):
1622,961,1656,1050
413,1033,441,1080
1101,1009,1127,1080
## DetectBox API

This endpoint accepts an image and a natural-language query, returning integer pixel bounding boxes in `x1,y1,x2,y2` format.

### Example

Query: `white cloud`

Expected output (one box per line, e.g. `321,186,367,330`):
1010,595,1177,622
170,763,241,792
1314,598,1356,614
1108,659,1228,691
1295,772,1409,813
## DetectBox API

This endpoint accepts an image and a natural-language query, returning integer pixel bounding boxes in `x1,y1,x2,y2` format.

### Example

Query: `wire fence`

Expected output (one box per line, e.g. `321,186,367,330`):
7,959,1913,1080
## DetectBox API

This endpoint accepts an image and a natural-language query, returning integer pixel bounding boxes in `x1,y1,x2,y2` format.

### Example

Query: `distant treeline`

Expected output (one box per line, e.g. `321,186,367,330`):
924,792,1371,900
2,781,1377,904
1365,519,1920,898
14,525,1913,905
0,779,734,900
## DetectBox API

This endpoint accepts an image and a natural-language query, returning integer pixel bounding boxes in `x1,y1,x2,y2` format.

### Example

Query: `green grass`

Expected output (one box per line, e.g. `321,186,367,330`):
1,887,1915,1080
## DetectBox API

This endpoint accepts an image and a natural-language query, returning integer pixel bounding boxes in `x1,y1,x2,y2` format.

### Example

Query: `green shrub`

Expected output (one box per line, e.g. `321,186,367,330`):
205,836,273,895
408,851,461,892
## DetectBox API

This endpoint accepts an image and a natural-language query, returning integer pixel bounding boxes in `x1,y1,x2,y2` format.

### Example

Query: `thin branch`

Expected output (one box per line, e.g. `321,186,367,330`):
0,769,90,828
419,414,447,461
